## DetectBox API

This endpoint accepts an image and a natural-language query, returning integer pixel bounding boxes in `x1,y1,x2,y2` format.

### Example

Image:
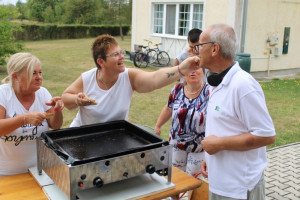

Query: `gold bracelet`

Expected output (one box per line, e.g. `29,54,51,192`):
74,94,79,106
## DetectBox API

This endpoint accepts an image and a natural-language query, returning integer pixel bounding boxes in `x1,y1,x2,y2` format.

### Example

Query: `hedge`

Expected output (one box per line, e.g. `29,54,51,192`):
13,24,130,41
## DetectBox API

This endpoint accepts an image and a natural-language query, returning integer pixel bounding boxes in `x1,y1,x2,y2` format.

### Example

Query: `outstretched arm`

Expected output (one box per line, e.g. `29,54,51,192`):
129,56,200,93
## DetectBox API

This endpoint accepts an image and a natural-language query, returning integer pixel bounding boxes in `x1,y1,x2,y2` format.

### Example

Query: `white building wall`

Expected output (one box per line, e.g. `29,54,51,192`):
132,0,300,74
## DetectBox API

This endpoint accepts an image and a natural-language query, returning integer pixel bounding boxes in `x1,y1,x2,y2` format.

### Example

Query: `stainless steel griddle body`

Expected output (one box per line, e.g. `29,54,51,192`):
37,120,172,200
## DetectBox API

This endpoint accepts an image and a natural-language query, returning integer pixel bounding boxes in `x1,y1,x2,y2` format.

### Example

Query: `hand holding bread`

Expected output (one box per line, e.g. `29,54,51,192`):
75,93,98,106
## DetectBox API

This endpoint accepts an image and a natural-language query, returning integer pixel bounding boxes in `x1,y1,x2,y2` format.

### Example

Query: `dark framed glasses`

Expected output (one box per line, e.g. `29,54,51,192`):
194,42,215,52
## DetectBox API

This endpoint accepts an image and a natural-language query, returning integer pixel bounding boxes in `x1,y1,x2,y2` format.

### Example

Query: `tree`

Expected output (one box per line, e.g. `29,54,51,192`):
27,0,59,22
62,0,96,24
0,5,23,65
16,0,27,20
104,0,132,40
43,6,55,23
54,3,64,23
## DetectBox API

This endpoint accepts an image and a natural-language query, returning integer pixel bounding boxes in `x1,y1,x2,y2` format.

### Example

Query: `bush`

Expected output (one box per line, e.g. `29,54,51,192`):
14,23,130,41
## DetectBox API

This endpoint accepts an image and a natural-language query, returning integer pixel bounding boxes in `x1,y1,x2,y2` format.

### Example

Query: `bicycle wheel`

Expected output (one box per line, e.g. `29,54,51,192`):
148,49,157,65
157,51,170,66
134,52,146,68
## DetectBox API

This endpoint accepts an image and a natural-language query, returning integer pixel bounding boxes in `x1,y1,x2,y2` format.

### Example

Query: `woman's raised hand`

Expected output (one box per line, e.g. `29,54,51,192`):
45,96,64,112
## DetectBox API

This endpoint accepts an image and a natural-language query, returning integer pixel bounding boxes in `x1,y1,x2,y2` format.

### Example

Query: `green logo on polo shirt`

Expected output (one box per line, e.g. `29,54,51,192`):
215,106,220,111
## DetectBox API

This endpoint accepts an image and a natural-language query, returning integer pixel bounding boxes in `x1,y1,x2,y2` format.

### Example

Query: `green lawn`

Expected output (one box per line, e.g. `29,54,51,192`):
0,37,299,148
260,79,300,148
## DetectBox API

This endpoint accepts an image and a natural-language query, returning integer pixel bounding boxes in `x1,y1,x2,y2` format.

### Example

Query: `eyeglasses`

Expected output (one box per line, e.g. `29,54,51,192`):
189,45,198,52
106,50,126,58
194,42,215,52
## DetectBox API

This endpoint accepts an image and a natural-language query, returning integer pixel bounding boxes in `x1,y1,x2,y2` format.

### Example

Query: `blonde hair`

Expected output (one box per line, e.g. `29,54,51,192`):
1,53,41,88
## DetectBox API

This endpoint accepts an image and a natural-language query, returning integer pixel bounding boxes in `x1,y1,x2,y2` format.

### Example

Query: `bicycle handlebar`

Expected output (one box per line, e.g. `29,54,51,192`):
142,40,163,50
144,39,153,48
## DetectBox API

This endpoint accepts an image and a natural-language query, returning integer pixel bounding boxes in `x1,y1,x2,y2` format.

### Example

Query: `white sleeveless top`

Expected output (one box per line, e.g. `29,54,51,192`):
70,68,133,127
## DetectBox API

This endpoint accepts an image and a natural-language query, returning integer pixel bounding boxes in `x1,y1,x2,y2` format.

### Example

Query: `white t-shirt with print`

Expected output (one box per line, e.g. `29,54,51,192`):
0,84,51,177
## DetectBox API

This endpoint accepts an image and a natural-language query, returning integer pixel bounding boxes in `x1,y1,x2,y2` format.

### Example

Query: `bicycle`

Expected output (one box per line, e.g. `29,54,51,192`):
133,40,153,68
133,40,170,68
148,43,170,67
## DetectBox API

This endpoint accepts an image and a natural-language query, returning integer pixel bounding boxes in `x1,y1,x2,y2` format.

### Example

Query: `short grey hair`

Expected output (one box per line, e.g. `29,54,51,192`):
209,24,238,59
2,52,40,88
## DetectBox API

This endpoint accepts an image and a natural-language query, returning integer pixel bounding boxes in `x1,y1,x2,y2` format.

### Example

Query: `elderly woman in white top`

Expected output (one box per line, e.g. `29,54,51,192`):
0,52,64,177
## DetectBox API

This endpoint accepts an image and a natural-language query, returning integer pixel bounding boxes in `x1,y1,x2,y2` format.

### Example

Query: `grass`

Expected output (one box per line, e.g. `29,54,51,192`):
260,79,300,148
0,36,299,148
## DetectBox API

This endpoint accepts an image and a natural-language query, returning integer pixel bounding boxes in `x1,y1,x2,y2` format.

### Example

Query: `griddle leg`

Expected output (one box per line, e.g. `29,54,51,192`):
37,167,42,176
167,145,172,184
167,165,172,183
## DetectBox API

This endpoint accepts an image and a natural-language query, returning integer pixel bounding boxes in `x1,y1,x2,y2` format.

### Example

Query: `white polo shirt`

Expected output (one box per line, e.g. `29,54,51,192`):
205,62,275,199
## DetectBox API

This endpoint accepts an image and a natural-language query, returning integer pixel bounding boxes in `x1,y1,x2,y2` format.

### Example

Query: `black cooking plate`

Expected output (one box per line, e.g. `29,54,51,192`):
40,120,168,165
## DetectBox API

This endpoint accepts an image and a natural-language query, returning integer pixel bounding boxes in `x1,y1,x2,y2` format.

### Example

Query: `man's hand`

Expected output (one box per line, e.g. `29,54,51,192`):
201,135,223,155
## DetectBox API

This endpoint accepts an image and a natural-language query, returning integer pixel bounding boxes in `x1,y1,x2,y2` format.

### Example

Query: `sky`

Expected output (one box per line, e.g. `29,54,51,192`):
1,0,26,5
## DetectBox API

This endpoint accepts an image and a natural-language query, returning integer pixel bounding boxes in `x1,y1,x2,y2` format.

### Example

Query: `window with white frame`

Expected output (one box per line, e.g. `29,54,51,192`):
154,4,164,33
178,4,190,36
153,2,203,37
192,4,203,29
166,5,176,34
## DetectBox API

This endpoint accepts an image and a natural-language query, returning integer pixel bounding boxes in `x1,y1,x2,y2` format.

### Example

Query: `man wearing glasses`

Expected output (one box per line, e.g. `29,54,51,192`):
196,24,276,200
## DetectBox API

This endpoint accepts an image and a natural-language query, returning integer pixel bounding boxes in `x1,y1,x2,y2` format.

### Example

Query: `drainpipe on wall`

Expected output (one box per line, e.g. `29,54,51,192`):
240,0,248,53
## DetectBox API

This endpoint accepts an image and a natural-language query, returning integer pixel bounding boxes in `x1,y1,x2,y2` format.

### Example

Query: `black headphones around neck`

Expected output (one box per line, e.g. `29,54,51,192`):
206,64,234,86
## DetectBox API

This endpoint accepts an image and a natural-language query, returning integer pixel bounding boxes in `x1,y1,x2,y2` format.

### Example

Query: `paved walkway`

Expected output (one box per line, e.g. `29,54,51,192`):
265,142,300,200
165,142,300,200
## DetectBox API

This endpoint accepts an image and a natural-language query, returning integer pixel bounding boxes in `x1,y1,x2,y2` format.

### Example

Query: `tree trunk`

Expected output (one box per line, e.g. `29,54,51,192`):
118,1,124,40
120,22,124,40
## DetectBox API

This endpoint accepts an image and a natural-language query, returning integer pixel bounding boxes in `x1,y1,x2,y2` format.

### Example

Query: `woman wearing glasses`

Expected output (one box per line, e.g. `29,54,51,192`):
62,34,201,127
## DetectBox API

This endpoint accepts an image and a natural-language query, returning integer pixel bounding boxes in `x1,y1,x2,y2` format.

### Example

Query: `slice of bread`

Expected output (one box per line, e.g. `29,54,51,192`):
44,112,54,119
84,96,98,105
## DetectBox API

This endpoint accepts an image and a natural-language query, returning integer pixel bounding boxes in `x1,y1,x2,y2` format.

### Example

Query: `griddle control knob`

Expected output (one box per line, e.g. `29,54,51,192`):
93,177,104,188
80,174,86,180
123,172,128,177
146,165,156,174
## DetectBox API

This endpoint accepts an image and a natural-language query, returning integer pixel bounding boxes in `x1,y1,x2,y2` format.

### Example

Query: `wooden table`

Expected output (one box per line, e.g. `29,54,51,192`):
0,173,47,200
140,167,202,200
0,167,203,200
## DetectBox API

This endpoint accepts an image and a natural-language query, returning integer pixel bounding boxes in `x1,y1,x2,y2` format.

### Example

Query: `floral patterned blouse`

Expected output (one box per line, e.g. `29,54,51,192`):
168,83,210,153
